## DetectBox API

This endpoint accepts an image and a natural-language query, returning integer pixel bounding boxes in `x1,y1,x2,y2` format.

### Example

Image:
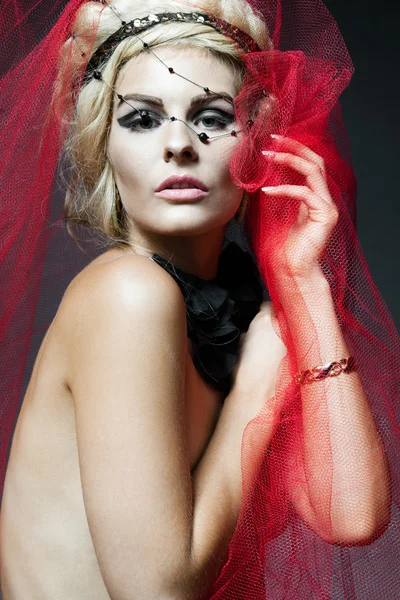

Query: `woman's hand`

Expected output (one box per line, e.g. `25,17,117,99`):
230,301,287,422
262,134,339,281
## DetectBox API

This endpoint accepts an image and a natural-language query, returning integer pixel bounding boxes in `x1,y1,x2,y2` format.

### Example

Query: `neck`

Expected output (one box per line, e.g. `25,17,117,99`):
128,226,228,280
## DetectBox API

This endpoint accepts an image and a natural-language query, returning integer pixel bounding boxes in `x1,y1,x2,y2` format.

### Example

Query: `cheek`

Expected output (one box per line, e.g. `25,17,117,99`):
213,145,243,208
218,134,240,166
216,142,239,187
108,134,147,186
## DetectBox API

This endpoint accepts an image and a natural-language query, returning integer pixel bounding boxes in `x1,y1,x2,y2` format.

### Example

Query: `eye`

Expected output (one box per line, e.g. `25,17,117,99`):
193,110,235,130
117,108,236,133
117,110,163,132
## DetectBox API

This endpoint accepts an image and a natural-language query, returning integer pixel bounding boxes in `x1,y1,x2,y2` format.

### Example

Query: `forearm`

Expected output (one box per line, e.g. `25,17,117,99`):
277,269,391,540
182,391,276,597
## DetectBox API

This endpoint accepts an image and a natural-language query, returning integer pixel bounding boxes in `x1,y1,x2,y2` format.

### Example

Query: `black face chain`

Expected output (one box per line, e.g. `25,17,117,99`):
72,4,255,143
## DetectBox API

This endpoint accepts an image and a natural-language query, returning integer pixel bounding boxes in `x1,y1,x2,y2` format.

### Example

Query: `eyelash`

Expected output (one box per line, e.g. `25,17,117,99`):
117,109,235,133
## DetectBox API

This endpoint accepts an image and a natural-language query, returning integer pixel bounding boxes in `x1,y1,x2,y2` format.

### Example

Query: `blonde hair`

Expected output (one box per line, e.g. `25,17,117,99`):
61,0,272,247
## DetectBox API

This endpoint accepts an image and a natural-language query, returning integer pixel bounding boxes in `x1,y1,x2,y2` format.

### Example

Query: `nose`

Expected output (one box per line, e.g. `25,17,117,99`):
163,118,199,164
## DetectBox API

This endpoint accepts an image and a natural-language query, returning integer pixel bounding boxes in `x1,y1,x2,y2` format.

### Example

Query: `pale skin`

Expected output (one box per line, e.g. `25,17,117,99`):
107,46,245,278
0,45,391,599
258,137,392,541
0,46,258,600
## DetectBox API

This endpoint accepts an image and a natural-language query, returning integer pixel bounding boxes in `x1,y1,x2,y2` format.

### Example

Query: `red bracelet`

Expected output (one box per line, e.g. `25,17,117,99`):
295,357,357,385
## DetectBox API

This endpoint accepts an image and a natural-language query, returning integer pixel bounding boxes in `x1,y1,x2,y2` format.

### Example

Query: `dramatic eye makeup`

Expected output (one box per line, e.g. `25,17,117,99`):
117,109,235,132
116,91,235,110
116,92,236,132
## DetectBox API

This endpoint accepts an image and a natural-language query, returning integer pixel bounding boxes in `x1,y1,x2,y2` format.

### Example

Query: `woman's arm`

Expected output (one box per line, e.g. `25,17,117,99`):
260,134,391,544
62,258,282,600
183,390,272,597
181,302,288,598
185,270,392,600
277,269,391,544
64,258,194,600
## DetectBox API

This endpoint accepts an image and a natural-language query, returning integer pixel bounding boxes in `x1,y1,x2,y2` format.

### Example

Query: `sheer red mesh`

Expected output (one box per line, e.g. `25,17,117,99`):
1,0,399,598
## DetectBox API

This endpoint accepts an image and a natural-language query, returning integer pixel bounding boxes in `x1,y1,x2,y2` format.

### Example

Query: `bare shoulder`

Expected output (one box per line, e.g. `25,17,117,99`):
67,247,182,299
56,249,187,367
61,248,185,314
54,249,194,595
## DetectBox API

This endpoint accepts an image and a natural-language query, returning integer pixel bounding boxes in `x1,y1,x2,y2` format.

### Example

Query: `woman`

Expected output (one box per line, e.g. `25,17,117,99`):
0,0,398,598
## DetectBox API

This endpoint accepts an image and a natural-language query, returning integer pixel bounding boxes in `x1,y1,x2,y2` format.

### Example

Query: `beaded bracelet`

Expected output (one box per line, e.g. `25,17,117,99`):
295,357,357,385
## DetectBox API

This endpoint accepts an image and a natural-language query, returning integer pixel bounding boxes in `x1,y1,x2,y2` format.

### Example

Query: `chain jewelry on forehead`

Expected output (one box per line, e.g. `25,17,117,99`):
87,6,261,75
72,3,258,144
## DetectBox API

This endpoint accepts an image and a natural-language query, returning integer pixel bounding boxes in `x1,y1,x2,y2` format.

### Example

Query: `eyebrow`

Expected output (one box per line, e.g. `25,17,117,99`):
116,92,234,110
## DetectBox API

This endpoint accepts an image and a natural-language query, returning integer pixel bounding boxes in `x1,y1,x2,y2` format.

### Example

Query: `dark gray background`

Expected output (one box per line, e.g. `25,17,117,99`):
325,0,399,328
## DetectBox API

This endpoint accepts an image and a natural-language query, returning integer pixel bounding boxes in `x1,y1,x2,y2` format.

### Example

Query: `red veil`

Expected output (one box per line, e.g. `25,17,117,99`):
1,0,399,598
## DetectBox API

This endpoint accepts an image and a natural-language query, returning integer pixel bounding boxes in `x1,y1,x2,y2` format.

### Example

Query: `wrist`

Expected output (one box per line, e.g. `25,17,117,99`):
277,263,327,285
293,264,329,285
275,266,331,305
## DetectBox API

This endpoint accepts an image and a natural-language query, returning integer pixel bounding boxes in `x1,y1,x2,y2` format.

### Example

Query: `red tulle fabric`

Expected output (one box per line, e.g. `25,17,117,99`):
1,0,399,598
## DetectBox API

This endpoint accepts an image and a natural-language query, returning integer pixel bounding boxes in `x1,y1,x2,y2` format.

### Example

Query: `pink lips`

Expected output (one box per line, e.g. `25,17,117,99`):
155,174,209,200
155,175,209,192
155,188,208,201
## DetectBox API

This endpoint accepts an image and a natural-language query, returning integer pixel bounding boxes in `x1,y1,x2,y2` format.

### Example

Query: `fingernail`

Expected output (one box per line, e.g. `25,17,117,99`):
270,134,281,139
262,150,276,156
262,186,278,191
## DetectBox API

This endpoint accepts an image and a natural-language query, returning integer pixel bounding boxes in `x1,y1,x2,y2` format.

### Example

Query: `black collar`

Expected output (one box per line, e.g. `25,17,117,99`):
151,242,265,396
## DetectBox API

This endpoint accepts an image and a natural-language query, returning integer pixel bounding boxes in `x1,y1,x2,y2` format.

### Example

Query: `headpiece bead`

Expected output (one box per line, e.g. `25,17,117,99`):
83,12,262,83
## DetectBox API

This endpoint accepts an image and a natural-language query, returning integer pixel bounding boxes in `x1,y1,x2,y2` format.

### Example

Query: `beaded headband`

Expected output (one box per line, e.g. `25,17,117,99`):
84,10,262,83
74,6,261,146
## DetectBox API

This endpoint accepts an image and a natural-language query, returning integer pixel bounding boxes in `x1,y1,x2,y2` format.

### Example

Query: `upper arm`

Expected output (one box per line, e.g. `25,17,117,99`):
61,257,192,599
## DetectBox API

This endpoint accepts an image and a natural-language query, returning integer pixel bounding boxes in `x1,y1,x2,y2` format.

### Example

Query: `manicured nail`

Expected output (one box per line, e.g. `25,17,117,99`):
270,134,281,139
262,150,276,156
262,186,278,191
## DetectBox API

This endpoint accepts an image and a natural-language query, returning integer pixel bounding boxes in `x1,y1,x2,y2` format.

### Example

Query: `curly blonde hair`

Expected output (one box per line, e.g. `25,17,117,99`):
60,0,272,247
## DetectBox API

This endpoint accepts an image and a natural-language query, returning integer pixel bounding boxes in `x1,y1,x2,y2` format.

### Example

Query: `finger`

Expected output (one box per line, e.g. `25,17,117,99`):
262,150,332,203
262,184,339,225
270,134,325,171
